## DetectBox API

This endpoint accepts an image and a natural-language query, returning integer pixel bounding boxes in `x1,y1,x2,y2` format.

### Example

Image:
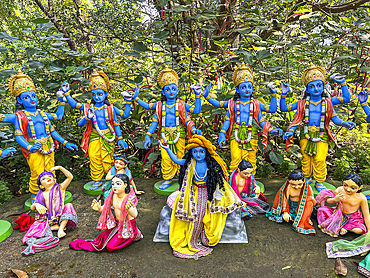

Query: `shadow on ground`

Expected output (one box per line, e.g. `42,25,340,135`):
0,178,364,277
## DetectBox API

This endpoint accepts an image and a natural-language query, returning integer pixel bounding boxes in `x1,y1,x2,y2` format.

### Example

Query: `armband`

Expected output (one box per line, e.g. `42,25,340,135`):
149,103,155,109
219,101,225,108
0,150,2,156
64,92,70,96
339,121,343,126
125,101,132,105
117,136,123,140
50,126,55,132
27,145,32,151
153,118,158,123
59,102,65,105
220,130,226,134
287,104,293,112
134,97,139,101
84,115,90,121
189,107,194,113
340,82,347,87
270,94,276,97
281,95,287,98
51,113,57,120
114,121,120,126
146,132,152,136
205,95,210,100
195,95,201,98
76,103,82,109
337,97,344,104
265,106,270,113
361,102,368,107
225,116,230,121
14,130,23,136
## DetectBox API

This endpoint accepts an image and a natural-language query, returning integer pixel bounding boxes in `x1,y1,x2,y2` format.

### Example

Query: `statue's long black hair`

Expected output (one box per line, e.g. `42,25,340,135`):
178,149,225,201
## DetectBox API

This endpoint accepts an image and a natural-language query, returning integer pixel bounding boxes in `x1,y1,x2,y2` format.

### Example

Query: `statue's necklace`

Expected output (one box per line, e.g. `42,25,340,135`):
239,100,252,106
310,100,321,106
90,104,116,142
235,99,254,144
303,96,325,142
27,110,39,117
165,103,176,109
161,100,180,145
192,159,208,181
24,109,55,154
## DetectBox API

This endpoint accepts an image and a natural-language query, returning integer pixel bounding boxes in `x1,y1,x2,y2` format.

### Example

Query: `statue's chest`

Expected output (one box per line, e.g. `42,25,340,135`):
29,114,47,128
235,103,254,122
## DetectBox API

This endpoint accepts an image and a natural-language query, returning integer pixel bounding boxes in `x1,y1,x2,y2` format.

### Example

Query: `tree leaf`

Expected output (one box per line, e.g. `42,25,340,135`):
269,151,284,164
360,67,370,73
133,41,148,52
172,5,190,12
243,52,254,65
32,18,50,24
134,141,145,149
27,60,44,69
25,47,38,57
256,49,270,60
148,152,158,164
0,32,19,41
37,23,55,29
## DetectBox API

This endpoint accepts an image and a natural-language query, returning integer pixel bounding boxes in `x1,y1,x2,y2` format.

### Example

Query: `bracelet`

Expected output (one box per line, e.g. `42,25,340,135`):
63,141,68,146
59,102,65,105
361,102,368,107
126,101,132,105
205,95,210,100
146,132,152,136
340,82,347,87
0,150,2,156
134,97,139,101
195,95,201,98
339,121,343,126
64,92,70,96
27,145,32,151
220,130,226,134
270,94,276,97
84,115,90,121
117,136,123,140
281,95,287,98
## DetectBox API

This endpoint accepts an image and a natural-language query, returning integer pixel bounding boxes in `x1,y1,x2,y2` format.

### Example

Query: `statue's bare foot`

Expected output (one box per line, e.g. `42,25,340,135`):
309,219,313,225
340,228,348,235
58,228,66,239
159,180,172,190
51,224,60,231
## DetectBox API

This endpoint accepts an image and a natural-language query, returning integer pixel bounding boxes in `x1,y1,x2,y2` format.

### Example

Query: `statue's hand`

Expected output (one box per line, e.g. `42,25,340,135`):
66,142,78,151
86,108,95,119
342,121,356,130
50,165,61,172
203,82,212,98
270,128,283,137
268,82,277,94
118,139,128,150
254,186,261,199
283,130,294,141
190,84,202,96
56,90,65,102
125,200,133,211
121,91,133,102
1,147,16,158
331,73,346,84
283,212,291,222
334,192,345,202
192,128,202,135
218,133,226,147
35,203,48,215
91,199,102,212
158,140,169,150
29,142,42,153
359,89,369,104
144,135,151,149
133,86,140,100
61,80,70,94
281,81,290,95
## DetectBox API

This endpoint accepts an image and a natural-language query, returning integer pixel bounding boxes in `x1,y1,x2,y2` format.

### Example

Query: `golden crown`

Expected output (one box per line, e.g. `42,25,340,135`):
301,64,326,87
89,69,110,92
232,63,253,87
8,70,36,98
158,66,179,89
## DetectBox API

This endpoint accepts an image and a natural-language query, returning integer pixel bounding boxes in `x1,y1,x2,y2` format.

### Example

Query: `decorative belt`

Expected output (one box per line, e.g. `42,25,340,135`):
92,128,110,135
194,181,207,188
28,136,49,145
164,126,178,137
307,125,321,133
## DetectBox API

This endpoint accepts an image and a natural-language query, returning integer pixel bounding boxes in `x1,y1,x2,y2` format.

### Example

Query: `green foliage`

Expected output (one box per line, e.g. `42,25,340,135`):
256,156,273,178
0,180,12,205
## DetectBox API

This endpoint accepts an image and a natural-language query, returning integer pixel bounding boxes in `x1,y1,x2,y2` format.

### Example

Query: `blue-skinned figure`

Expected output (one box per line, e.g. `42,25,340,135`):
358,89,370,122
203,63,282,174
0,70,78,203
62,70,132,191
281,64,355,192
0,147,16,158
133,66,202,190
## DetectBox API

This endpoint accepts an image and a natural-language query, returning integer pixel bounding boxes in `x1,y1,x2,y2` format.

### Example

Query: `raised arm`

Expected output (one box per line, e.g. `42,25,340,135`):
203,82,228,108
61,81,84,111
358,89,370,122
261,82,278,113
158,141,185,165
279,82,298,112
133,86,157,110
331,75,351,105
45,86,67,121
51,165,73,190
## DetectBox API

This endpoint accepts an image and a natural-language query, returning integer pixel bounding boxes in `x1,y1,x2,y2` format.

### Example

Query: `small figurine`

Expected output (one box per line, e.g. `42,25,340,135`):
0,70,78,204
62,70,132,192
229,159,270,219
70,174,143,252
0,147,16,158
22,166,78,255
133,66,202,190
316,174,370,237
102,154,144,200
266,170,316,235
159,135,242,258
203,63,282,174
282,65,355,192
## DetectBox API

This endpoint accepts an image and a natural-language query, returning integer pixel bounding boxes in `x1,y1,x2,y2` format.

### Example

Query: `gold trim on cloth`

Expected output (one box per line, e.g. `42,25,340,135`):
165,126,178,137
92,128,110,135
28,136,49,145
307,125,320,133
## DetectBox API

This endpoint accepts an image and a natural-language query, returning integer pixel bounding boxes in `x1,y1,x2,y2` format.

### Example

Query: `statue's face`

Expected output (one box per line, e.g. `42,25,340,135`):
91,89,107,104
239,168,253,179
306,80,324,97
236,81,253,98
114,159,127,171
162,84,178,100
40,174,55,188
17,91,38,109
343,179,362,195
289,179,305,190
192,146,206,162
112,177,128,194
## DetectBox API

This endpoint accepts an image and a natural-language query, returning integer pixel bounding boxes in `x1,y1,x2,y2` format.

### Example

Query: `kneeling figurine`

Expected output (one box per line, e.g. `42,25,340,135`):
70,174,143,252
266,170,316,235
316,173,370,237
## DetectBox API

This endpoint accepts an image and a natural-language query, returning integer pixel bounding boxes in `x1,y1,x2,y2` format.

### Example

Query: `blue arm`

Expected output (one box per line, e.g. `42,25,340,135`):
114,104,131,119
46,103,65,121
160,144,185,165
260,95,277,113
204,96,228,108
0,113,17,124
78,116,88,127
64,94,84,111
332,84,351,105
280,97,298,112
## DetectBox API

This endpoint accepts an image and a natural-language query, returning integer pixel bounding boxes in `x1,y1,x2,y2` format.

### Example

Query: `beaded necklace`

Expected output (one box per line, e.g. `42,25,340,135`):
303,96,326,142
161,100,180,144
24,110,55,154
191,159,208,181
90,104,116,142
235,99,254,144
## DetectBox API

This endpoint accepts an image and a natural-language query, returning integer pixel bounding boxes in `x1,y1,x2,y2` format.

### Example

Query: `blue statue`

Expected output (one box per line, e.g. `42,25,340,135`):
0,147,16,158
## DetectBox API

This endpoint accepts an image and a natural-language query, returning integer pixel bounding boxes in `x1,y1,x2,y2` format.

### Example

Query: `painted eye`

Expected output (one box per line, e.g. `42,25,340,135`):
201,151,204,153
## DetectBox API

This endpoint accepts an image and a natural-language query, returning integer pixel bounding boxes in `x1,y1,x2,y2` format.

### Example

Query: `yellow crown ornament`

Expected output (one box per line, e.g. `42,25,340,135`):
232,63,254,87
89,69,110,92
8,70,36,98
301,64,326,87
158,66,179,89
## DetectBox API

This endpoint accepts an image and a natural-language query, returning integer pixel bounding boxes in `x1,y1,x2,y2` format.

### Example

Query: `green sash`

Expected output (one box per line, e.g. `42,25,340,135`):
89,131,114,154
230,122,258,150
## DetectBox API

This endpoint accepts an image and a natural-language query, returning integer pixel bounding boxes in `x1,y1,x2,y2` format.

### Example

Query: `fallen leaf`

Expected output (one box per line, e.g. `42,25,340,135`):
282,266,291,270
11,269,29,278
335,258,347,276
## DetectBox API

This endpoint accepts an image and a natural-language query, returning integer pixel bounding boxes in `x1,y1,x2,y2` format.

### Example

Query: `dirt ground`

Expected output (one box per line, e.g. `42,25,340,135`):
0,177,366,278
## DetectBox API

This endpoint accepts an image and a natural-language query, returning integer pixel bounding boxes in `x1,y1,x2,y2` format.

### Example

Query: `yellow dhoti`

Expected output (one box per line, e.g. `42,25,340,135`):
160,137,185,181
88,131,114,182
300,139,328,183
230,138,258,175
26,148,55,195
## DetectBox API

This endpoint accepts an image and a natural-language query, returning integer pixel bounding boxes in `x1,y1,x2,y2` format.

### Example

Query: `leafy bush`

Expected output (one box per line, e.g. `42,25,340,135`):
0,180,12,205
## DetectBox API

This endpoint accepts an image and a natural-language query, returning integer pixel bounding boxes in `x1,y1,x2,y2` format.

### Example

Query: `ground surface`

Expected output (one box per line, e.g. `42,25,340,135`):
0,177,366,278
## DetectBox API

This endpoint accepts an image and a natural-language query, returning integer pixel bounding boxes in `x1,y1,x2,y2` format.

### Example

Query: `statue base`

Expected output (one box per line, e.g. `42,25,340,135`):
25,191,73,211
0,220,12,243
310,181,336,197
83,181,106,195
154,180,179,196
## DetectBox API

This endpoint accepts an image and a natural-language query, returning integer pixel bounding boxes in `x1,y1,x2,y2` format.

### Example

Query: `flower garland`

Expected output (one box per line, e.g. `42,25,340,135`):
303,96,325,142
161,100,180,144
90,104,116,142
24,110,55,154
234,100,254,144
